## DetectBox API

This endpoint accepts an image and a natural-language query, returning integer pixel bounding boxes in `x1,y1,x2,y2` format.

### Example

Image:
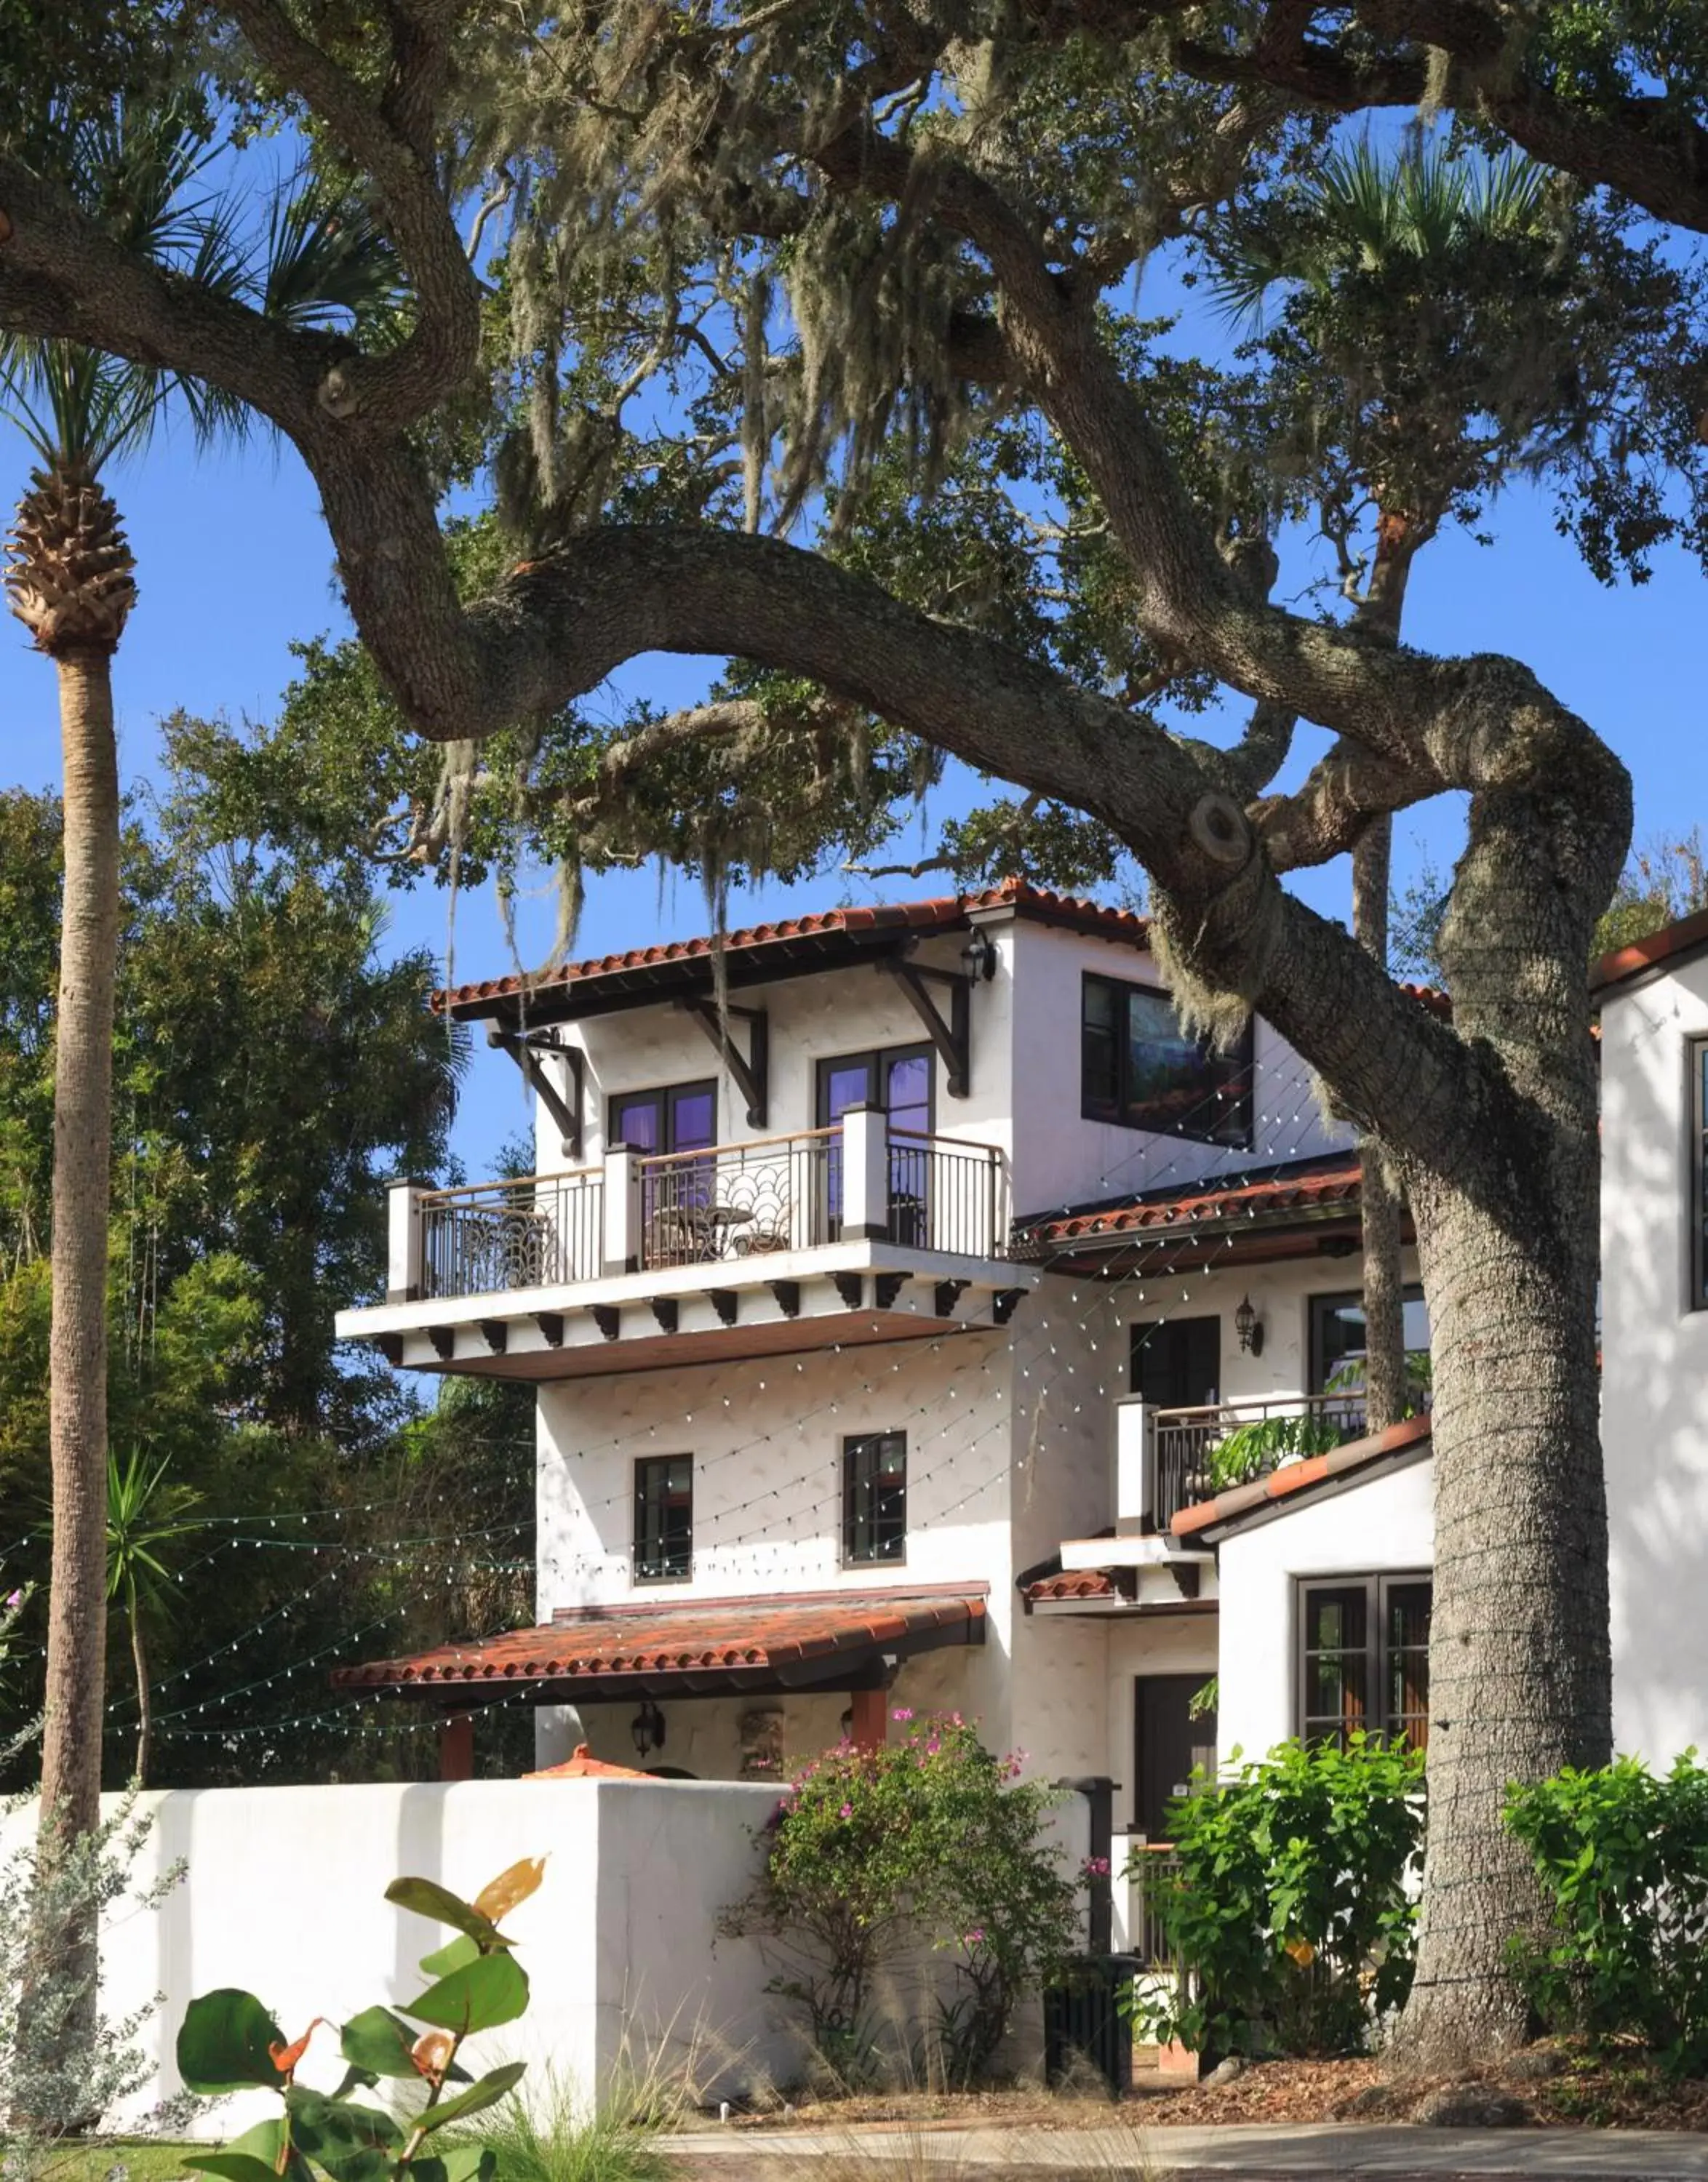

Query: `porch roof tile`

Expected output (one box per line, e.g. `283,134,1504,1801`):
1023,1569,1129,1604
1170,1415,1434,1540
1010,1149,1366,1257
331,1586,987,1700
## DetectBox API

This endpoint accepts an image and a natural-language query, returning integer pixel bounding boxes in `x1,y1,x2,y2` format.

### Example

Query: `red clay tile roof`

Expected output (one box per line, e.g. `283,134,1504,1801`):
1592,905,1708,996
1170,1415,1433,1540
1013,1151,1365,1257
1023,1569,1133,1605
431,879,1150,1018
523,1743,653,1780
332,1588,986,1696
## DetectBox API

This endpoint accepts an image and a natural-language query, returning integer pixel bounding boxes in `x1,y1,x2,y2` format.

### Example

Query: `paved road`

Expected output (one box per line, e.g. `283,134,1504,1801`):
666,2122,1708,2175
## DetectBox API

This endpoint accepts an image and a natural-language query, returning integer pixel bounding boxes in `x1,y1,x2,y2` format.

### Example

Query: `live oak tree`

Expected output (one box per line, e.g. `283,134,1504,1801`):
8,2,1708,2060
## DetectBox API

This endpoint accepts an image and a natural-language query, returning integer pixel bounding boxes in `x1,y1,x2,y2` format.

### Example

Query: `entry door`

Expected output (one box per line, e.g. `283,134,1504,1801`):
817,1047,933,1239
1133,1674,1217,1839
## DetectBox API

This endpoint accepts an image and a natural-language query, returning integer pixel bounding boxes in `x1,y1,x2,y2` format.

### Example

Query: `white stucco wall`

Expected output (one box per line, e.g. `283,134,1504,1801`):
2,1779,790,2133
1601,952,1708,1764
1213,1458,1434,1765
1005,919,1350,1221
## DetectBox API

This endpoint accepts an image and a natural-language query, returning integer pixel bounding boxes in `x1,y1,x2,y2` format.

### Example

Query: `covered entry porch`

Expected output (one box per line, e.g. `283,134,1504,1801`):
332,1585,990,1781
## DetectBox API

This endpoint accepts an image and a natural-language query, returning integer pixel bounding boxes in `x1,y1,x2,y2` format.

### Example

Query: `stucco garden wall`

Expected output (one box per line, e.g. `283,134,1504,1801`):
1,1778,790,2134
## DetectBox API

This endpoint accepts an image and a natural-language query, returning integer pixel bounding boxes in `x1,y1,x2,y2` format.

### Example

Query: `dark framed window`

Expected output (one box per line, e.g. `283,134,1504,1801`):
1309,1292,1431,1396
818,1048,934,1242
842,1430,907,1564
634,1455,693,1582
1081,974,1253,1146
1297,1574,1432,1749
1694,1039,1708,1311
608,1079,717,1156
1130,1316,1221,1407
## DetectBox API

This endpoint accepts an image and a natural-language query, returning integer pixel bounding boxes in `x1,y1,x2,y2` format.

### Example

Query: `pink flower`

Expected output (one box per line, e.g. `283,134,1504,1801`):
839,1803,854,1818
891,1707,914,1722
3,1590,21,1610
963,1927,986,1947
1081,1855,1112,1879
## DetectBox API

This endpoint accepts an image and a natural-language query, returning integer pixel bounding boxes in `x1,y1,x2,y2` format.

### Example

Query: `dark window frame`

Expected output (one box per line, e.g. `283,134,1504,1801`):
1693,1037,1708,1313
633,1453,694,1583
842,1429,908,1567
607,1077,718,1155
814,1044,937,1135
1080,972,1254,1148
1307,1285,1429,1396
1295,1571,1432,1749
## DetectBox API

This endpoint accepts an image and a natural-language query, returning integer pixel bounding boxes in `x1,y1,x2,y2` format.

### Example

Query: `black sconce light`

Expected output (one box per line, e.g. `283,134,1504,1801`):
1234,1294,1264,1356
630,1698,666,1758
960,927,998,983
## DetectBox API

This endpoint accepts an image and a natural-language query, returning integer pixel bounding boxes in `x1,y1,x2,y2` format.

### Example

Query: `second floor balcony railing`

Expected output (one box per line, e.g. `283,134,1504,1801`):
388,1109,1009,1305
1130,1390,1418,1535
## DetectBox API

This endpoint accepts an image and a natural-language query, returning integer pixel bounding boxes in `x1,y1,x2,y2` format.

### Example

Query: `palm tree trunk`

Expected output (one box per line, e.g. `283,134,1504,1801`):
36,644,119,2058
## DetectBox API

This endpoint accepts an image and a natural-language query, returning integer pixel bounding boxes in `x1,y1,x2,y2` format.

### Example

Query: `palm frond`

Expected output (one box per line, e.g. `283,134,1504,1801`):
0,343,162,471
260,170,404,332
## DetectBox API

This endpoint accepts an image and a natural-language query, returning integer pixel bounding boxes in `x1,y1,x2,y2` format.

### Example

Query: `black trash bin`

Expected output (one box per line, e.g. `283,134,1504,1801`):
1043,1952,1139,2096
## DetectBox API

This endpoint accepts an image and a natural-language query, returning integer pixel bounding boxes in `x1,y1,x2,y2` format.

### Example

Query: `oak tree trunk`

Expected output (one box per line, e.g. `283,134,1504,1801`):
35,645,119,2065
1393,781,1611,2063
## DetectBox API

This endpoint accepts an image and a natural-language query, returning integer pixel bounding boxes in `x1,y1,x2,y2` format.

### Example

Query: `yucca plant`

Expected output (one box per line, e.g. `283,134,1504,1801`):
9,76,401,2086
105,1448,201,1786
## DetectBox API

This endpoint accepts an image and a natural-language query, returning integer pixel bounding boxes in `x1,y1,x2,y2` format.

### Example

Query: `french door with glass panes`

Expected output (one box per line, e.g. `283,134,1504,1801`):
816,1047,933,1244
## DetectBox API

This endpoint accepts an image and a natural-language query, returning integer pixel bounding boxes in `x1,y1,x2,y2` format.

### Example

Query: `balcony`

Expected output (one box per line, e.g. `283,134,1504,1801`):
1120,1391,1389,1537
338,1110,1031,1382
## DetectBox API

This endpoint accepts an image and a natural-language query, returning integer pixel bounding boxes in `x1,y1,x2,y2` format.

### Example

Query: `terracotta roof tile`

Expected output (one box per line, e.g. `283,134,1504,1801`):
1592,904,1708,996
1013,1151,1365,1255
431,879,1151,1017
332,1588,986,1695
1170,1415,1433,1540
1023,1569,1133,1604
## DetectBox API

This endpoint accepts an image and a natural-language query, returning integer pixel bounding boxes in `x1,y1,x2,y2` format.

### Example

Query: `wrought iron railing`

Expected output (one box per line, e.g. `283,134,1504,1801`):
636,1129,834,1271
887,1132,1005,1258
1128,1844,1184,1970
1150,1391,1371,1533
420,1171,603,1298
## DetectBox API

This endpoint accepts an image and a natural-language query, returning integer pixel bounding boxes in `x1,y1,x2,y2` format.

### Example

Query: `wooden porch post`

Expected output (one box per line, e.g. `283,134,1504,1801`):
439,1712,474,1781
848,1688,889,1751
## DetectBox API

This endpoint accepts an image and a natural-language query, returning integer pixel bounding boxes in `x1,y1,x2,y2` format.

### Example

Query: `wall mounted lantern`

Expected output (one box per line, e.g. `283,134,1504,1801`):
1234,1294,1265,1356
630,1698,666,1758
960,927,998,983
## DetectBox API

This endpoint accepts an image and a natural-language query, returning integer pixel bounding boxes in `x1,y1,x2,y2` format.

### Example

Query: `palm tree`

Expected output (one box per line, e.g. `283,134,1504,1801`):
1209,138,1579,1428
4,87,399,2075
105,1449,200,1785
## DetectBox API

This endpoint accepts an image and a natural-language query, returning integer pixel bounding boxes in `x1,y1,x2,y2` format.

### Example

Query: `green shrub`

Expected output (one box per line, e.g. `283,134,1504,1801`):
1505,1752,1708,2073
1205,1413,1342,1492
1127,1734,1424,2058
721,1714,1077,2086
175,1858,544,2182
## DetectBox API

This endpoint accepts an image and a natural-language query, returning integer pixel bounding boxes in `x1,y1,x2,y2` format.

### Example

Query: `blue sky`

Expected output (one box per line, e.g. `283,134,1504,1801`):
1,389,1701,1176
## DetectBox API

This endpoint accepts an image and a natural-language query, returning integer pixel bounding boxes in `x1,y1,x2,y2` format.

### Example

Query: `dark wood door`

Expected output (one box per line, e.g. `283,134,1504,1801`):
1129,1316,1220,1406
1133,1674,1218,1839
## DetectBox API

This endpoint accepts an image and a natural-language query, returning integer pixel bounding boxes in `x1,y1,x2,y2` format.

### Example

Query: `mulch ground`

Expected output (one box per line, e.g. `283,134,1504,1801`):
681,2041,1708,2138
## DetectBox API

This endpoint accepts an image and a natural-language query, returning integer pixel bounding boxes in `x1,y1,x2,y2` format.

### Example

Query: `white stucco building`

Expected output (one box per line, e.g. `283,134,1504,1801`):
332,878,1454,1953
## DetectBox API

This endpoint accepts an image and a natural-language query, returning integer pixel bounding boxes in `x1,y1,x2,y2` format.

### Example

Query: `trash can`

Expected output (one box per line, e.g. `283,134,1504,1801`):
1043,1952,1139,2096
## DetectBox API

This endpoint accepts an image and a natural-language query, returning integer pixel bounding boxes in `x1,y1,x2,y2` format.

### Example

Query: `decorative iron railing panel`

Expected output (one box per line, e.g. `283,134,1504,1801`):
420,1171,604,1299
1128,1844,1184,1970
636,1130,834,1270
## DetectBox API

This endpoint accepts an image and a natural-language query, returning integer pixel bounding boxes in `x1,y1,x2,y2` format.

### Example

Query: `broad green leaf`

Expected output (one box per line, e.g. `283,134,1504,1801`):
402,1951,530,2034
412,2146,497,2182
386,1877,511,1954
418,1933,481,1981
285,2085,402,2182
177,1989,287,2093
411,2061,527,2135
471,1858,546,1927
184,2119,312,2182
340,2005,426,2080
